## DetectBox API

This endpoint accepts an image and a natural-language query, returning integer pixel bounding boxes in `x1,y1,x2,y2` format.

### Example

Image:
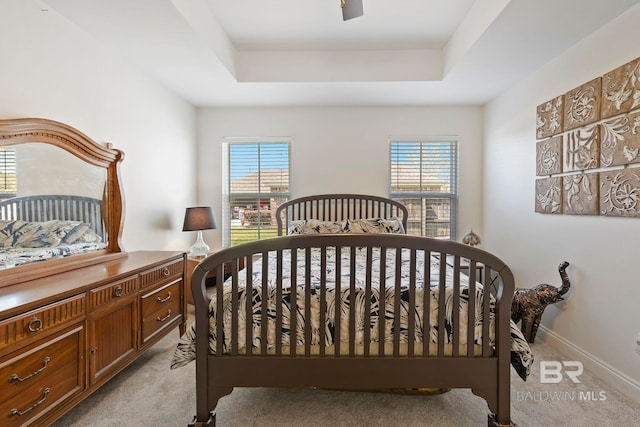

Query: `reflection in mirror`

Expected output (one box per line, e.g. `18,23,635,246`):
0,143,108,270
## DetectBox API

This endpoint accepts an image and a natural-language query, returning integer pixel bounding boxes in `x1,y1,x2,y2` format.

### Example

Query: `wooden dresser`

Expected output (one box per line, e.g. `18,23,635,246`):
0,251,186,427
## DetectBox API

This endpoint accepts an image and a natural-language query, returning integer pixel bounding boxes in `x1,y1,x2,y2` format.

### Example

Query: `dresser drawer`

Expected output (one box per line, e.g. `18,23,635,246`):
140,278,181,319
141,298,181,344
139,258,184,289
0,295,85,354
0,325,84,426
88,275,138,310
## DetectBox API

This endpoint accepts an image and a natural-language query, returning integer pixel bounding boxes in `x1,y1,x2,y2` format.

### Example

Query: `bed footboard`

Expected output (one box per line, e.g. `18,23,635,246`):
189,234,516,426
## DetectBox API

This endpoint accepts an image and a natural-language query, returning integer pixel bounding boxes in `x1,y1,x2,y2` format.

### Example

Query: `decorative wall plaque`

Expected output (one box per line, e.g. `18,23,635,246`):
600,168,640,216
536,136,563,176
536,56,640,218
563,124,599,172
535,177,562,214
600,110,640,167
564,78,602,131
563,173,598,215
601,56,640,119
536,96,564,139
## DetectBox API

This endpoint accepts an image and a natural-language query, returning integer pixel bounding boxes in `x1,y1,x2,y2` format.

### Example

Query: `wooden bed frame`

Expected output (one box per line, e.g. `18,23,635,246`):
0,194,105,239
189,194,516,427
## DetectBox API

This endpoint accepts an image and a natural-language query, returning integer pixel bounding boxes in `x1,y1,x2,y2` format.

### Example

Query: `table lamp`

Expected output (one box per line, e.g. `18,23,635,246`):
462,229,481,247
182,207,216,257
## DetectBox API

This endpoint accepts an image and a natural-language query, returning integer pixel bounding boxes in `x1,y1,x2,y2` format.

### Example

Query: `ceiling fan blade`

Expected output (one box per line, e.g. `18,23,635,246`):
342,0,363,21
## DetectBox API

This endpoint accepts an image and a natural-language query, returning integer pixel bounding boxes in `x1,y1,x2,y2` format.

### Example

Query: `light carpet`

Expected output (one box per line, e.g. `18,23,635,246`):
52,328,640,427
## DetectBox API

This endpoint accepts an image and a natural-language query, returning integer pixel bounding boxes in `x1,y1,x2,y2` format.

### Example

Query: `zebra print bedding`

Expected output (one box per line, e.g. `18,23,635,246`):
0,242,107,270
171,247,533,381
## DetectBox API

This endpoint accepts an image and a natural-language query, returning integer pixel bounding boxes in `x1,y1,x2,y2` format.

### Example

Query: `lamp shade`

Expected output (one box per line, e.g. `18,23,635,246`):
182,207,216,232
342,0,363,20
462,229,481,247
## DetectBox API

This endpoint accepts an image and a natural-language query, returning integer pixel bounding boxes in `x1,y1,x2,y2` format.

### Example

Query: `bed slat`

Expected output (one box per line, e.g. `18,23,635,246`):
363,247,373,358
290,251,298,356
452,256,460,358
378,247,386,357
349,247,356,357
482,267,491,357
423,250,431,357
245,258,253,356
231,260,239,356
408,249,416,358
275,250,284,357
216,265,224,357
467,261,477,358
304,247,312,357
438,252,446,357
319,247,327,357
393,247,402,357
334,246,341,357
260,253,269,356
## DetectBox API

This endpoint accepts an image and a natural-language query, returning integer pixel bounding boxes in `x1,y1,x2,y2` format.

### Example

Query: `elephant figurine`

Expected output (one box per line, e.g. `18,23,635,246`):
511,261,571,343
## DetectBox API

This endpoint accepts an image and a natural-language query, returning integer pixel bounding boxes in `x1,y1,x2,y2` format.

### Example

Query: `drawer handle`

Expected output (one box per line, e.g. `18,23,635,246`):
156,291,172,303
27,317,43,333
9,356,51,383
113,286,124,297
9,387,50,418
162,267,170,277
156,310,172,322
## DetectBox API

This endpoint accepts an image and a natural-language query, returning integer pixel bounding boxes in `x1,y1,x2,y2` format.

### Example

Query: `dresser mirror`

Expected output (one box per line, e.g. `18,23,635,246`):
0,118,125,287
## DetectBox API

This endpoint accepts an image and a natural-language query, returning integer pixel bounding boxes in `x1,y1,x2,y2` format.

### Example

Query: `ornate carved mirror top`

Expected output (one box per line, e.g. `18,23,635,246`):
0,118,125,287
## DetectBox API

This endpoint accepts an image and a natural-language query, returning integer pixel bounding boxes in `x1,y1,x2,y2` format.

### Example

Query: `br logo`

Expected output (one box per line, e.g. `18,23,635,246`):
540,361,583,383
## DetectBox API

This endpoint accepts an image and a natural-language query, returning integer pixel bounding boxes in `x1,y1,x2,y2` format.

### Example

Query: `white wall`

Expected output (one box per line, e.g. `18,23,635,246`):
0,1,196,252
484,3,640,400
197,106,483,250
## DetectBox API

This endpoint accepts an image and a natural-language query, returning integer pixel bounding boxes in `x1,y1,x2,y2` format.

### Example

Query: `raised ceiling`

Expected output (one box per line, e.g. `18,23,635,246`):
45,0,640,107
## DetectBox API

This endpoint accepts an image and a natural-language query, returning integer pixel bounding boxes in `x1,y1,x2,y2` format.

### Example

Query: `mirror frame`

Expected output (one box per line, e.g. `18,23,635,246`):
0,118,126,287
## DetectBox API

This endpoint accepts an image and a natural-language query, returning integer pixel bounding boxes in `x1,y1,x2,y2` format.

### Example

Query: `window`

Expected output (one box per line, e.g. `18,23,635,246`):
389,139,458,239
0,148,17,201
222,140,290,247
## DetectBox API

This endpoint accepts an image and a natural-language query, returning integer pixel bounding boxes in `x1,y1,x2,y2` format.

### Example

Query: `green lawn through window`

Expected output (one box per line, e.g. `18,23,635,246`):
231,226,279,246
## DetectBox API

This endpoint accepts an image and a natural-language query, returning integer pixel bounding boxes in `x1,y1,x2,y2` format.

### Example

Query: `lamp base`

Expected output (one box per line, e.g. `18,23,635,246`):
189,230,210,257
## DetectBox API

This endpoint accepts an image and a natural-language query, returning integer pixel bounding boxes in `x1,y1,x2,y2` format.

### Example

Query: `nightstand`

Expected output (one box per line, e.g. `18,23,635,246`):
461,260,485,284
446,255,485,284
184,252,245,304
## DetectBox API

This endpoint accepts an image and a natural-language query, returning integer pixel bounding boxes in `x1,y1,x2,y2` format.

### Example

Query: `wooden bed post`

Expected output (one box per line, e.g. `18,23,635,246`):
489,265,516,427
190,265,216,427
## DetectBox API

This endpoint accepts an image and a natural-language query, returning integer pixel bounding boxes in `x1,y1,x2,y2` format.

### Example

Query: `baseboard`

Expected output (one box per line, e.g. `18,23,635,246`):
537,326,640,404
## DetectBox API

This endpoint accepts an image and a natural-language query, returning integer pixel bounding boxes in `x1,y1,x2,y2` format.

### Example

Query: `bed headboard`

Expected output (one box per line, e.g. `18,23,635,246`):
276,194,408,236
0,194,105,240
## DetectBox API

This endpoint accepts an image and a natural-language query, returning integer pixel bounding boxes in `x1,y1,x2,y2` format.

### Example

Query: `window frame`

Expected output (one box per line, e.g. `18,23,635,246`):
388,137,459,240
222,138,291,247
0,148,17,200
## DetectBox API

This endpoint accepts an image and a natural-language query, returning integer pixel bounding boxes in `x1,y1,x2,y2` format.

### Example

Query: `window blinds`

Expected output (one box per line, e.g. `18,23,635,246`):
389,140,458,239
0,148,17,200
223,141,290,247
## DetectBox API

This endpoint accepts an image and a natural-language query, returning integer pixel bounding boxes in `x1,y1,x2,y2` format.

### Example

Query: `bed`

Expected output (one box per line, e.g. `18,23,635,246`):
0,194,106,269
172,194,532,427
